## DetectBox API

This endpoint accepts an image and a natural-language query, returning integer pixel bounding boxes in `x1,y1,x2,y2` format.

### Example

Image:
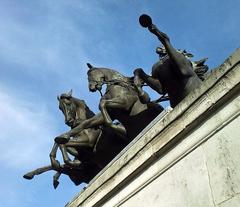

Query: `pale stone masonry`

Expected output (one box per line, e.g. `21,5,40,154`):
66,49,240,207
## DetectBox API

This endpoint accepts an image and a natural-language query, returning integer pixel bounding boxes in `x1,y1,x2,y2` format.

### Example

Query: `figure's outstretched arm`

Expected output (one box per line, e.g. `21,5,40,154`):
148,25,193,77
134,68,163,94
148,24,170,43
139,14,194,78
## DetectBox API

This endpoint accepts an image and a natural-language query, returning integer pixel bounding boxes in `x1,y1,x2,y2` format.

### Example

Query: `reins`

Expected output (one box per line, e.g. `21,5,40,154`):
94,78,137,97
95,78,169,103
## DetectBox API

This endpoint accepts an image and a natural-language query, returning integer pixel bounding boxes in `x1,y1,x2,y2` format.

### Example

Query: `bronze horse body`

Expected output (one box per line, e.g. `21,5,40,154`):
86,65,164,139
24,91,128,188
53,91,128,169
134,15,208,108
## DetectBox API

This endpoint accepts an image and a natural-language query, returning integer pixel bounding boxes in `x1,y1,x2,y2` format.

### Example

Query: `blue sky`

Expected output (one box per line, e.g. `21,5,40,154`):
0,0,239,206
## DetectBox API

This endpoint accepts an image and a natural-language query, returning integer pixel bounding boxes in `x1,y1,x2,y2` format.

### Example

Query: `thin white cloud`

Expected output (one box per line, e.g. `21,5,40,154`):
0,0,137,76
0,1,89,73
0,85,57,169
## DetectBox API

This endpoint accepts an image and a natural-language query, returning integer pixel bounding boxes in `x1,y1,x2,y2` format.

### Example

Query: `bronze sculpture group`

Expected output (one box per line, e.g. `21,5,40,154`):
23,14,208,188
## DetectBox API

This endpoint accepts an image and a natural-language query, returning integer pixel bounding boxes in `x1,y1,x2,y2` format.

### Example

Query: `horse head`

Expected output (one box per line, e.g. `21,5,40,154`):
57,89,77,127
58,90,95,128
87,63,106,93
87,63,133,94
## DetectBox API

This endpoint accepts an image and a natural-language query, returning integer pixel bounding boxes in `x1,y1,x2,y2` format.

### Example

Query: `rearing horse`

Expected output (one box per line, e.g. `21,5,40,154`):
55,90,128,168
134,14,208,108
24,90,128,188
86,64,164,139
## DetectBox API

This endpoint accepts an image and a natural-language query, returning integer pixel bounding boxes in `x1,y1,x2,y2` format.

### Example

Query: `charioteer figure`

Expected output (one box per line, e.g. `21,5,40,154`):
134,14,208,108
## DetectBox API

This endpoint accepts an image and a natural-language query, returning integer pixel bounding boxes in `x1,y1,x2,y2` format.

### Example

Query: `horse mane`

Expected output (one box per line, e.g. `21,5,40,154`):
71,97,95,119
156,48,209,81
192,58,209,81
87,66,131,82
178,50,209,81
59,91,96,119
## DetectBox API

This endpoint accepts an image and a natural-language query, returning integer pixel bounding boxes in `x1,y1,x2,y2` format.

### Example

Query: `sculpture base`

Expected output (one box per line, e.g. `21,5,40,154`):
66,49,240,207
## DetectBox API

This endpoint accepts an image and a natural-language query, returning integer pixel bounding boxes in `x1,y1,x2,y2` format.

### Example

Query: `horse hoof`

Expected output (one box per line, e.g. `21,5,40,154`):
23,173,34,180
53,180,59,189
55,136,69,144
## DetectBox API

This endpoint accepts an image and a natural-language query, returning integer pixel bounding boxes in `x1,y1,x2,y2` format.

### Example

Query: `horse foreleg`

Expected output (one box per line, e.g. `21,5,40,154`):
55,113,105,145
68,113,105,137
134,68,163,95
99,97,138,135
65,146,78,157
59,144,82,168
53,172,61,189
23,165,53,180
49,142,60,169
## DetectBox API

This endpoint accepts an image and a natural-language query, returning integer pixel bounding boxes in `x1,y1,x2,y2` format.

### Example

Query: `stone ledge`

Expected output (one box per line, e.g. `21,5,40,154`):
66,49,240,207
